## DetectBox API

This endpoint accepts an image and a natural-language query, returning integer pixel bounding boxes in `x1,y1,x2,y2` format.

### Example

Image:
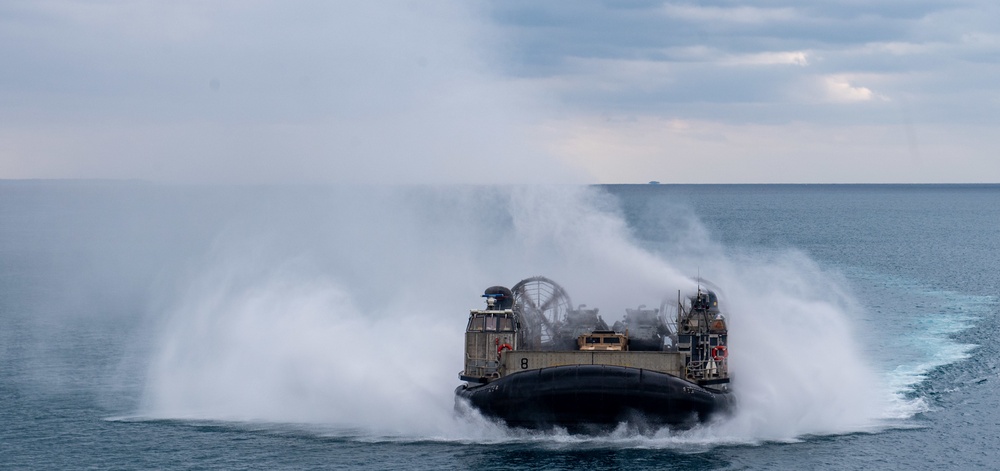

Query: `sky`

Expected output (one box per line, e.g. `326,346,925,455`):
1,0,998,184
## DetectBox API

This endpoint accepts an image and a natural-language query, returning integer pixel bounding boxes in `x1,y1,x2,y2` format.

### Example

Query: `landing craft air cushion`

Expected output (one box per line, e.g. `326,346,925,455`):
455,276,733,430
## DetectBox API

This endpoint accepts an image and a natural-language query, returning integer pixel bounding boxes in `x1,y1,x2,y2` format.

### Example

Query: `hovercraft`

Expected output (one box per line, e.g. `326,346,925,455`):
455,276,733,430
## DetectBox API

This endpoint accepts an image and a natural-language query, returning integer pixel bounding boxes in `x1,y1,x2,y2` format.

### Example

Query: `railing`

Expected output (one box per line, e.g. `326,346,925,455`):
686,358,728,381
464,356,501,378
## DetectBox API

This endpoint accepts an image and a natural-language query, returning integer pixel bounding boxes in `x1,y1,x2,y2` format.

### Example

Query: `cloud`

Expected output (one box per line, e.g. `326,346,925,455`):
538,114,1000,183
660,4,800,24
3,0,1000,183
719,51,810,66
488,1,998,113
822,76,884,103
0,1,581,183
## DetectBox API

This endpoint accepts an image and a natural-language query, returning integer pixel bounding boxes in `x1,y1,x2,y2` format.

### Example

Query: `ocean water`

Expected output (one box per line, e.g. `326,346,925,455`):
1,182,998,469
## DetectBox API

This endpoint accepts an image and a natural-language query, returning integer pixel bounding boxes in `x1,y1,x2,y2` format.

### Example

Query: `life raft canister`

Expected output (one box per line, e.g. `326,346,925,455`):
711,345,728,361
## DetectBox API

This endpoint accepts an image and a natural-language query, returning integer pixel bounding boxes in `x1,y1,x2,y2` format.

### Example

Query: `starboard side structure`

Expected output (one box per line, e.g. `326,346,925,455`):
455,276,733,431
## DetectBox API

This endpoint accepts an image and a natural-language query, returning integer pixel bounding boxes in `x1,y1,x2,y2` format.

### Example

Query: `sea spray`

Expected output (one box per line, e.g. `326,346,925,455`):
143,264,465,434
710,252,886,439
140,185,894,442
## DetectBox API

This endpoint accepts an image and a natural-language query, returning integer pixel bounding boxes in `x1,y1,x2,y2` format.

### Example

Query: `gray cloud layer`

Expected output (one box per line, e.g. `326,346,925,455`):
1,1,576,183
2,1,998,183
488,0,999,123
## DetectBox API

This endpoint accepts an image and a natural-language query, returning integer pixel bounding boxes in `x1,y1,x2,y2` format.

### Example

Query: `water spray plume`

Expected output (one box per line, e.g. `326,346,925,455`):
141,185,894,444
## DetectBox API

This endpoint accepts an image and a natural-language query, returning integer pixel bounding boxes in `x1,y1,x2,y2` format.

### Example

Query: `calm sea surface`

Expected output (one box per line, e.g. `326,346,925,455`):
1,182,998,469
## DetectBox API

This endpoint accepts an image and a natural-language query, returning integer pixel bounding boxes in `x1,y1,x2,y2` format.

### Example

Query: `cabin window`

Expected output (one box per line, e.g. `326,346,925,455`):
499,317,514,332
486,316,497,331
468,316,485,332
603,337,620,344
585,337,601,344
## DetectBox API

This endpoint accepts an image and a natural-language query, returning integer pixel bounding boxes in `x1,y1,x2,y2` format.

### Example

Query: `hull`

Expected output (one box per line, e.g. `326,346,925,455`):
456,364,731,430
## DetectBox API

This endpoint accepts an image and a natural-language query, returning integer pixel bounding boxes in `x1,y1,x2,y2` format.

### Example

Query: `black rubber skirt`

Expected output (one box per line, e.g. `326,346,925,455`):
455,364,732,430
